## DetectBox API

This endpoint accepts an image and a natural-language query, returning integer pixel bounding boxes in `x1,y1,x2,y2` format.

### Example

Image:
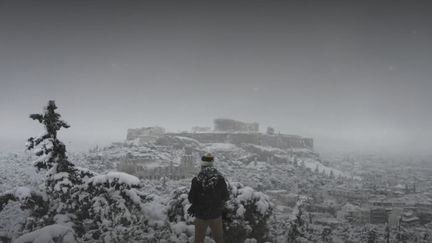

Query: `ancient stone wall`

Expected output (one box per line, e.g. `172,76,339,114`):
167,132,229,144
191,126,212,133
258,134,314,149
166,132,313,150
214,118,259,133
127,120,313,150
126,126,165,141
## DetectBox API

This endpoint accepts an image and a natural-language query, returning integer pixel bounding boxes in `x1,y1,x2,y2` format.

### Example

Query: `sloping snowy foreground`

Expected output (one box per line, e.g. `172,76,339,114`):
14,225,76,243
1,167,276,243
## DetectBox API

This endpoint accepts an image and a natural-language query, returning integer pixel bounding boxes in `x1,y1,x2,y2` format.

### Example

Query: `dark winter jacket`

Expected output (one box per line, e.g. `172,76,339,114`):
188,167,229,220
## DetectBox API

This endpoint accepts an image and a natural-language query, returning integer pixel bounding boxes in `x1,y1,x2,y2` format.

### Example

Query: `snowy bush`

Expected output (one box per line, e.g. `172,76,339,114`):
66,172,169,242
224,182,273,243
0,187,50,238
2,170,172,242
0,200,31,242
166,187,195,242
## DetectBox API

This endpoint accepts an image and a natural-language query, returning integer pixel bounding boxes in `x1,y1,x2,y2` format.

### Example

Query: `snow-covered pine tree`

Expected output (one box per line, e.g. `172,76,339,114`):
26,100,80,201
17,101,169,242
27,100,72,171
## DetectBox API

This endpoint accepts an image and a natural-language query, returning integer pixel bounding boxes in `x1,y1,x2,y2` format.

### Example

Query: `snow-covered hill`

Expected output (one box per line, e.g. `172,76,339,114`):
0,136,357,243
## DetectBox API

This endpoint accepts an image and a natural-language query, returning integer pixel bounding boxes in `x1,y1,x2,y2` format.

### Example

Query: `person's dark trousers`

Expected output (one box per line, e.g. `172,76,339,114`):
194,216,224,243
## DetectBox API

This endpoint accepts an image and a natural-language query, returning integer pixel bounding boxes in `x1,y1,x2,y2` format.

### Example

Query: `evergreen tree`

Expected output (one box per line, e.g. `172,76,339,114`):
26,100,74,173
25,100,79,200
20,101,167,241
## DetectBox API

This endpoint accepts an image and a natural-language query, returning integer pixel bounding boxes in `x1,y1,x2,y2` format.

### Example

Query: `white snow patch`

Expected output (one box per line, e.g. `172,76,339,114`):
14,224,76,243
89,172,140,186
171,221,194,235
203,143,238,152
0,200,30,240
302,158,347,177
13,187,32,200
236,186,272,215
246,161,269,170
236,204,246,217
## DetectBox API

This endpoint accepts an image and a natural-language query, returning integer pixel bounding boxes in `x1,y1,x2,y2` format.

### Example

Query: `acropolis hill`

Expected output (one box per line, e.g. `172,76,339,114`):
126,118,314,150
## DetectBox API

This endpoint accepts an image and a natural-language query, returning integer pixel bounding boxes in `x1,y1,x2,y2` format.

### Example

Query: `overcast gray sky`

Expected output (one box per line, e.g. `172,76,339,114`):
1,1,431,153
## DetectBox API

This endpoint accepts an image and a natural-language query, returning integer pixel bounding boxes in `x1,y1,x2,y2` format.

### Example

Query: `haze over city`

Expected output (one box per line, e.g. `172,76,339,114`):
1,1,431,154
3,2,432,243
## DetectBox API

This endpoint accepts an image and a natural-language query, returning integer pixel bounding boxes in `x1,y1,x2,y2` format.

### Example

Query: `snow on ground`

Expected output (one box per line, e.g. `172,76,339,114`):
246,161,270,171
0,200,31,240
203,143,240,152
14,224,76,243
89,172,141,186
0,152,43,192
302,157,347,177
8,187,32,200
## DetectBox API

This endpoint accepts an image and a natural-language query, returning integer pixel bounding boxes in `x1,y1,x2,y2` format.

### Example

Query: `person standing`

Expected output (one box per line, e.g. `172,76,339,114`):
188,153,229,243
